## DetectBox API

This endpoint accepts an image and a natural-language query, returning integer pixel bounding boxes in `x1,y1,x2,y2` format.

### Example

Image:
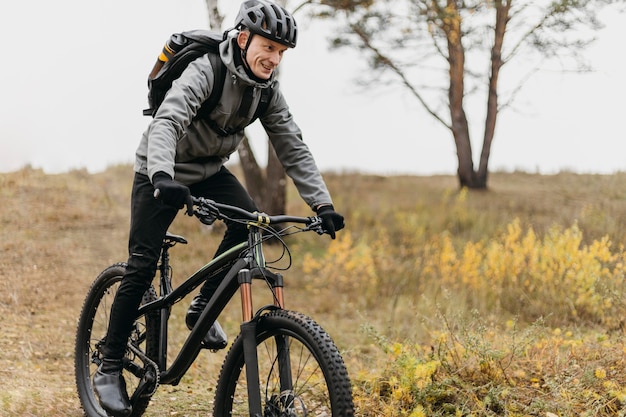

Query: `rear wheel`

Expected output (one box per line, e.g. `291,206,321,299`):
74,263,160,417
213,309,354,416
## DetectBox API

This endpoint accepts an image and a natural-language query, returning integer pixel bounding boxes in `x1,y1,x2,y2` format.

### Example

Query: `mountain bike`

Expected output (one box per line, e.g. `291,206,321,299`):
74,196,354,416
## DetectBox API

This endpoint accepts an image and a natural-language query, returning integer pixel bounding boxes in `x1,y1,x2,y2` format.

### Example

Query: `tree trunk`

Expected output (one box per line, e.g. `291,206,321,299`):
478,0,510,189
444,0,483,189
265,142,287,214
237,136,286,214
204,0,223,29
238,136,264,205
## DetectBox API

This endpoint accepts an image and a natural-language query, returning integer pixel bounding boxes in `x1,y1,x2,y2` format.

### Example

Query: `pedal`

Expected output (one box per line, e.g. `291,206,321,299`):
131,362,159,402
127,342,160,402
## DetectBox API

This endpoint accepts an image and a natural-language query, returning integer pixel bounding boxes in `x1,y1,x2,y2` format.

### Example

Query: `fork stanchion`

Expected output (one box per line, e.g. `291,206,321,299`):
238,269,254,322
273,273,285,309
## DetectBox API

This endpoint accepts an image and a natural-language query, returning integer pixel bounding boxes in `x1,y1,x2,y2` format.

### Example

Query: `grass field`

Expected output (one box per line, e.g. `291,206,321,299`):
3,165,626,416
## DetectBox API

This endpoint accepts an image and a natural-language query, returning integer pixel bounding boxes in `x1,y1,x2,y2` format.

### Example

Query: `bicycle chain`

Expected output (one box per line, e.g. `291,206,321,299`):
127,341,160,398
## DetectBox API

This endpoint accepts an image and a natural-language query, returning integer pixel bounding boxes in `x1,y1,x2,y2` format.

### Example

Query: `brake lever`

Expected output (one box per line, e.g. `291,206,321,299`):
194,209,217,225
305,216,325,235
193,197,220,225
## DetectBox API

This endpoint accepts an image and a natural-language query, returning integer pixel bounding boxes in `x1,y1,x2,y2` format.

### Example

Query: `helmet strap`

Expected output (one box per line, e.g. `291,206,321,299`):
243,32,254,58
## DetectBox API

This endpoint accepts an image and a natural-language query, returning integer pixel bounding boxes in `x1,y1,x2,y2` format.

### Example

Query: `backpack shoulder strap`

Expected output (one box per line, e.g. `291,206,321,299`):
251,85,273,124
195,51,226,120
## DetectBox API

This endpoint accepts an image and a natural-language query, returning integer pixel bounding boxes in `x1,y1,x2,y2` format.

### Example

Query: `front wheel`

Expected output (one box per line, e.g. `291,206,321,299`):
213,309,354,416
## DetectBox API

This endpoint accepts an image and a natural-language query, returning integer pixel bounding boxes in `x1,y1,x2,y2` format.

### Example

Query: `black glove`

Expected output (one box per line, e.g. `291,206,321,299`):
152,172,193,216
316,205,345,239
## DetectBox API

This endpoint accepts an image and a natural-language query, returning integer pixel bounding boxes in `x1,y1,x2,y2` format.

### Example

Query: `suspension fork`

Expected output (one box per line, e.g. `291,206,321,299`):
240,269,291,417
239,268,263,417
238,226,290,416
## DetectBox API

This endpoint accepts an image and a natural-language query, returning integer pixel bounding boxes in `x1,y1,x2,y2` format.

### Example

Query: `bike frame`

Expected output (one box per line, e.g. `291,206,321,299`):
135,224,287,415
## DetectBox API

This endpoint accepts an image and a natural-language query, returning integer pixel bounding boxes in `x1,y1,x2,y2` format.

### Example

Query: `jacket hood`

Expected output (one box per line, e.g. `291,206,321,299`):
219,30,275,89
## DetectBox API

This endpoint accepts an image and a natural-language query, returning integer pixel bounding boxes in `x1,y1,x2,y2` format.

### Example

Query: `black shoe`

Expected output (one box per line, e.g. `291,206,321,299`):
186,294,228,350
93,358,132,417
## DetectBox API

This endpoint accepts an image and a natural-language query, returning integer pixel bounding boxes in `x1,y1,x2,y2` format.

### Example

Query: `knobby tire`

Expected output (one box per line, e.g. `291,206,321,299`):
74,263,160,417
213,309,354,416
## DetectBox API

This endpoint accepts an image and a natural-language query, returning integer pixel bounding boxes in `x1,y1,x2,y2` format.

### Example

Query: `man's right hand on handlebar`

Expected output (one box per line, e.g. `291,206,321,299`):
316,205,345,239
153,172,194,216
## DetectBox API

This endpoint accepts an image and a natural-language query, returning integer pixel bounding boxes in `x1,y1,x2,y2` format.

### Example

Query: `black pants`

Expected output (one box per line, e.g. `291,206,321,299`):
102,167,257,359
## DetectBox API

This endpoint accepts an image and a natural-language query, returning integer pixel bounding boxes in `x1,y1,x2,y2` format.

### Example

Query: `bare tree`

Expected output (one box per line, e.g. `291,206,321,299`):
204,0,223,29
310,0,616,188
205,0,287,213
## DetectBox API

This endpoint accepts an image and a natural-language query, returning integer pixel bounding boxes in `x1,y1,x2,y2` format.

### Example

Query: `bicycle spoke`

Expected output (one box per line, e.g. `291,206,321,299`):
214,310,353,416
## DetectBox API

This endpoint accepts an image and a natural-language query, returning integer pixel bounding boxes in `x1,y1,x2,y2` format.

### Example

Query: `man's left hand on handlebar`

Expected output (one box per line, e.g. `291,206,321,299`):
316,205,345,239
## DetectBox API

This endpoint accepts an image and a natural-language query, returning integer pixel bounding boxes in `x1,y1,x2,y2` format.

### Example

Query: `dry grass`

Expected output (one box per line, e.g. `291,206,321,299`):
0,166,131,415
2,165,626,415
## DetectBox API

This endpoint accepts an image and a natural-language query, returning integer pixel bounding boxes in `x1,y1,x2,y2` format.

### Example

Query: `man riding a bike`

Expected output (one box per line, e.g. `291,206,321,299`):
93,1,345,415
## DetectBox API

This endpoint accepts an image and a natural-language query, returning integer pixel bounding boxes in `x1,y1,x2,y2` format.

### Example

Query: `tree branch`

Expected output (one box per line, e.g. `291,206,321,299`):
349,23,452,130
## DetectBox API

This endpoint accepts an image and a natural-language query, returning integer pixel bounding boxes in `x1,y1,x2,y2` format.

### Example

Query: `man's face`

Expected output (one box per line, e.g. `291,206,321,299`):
238,32,288,80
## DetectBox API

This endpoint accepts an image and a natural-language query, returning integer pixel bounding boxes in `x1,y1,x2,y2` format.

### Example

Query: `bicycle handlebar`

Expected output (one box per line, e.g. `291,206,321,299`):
191,196,324,233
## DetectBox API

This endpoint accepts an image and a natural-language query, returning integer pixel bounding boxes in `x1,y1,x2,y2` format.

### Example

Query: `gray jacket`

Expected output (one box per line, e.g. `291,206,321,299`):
134,30,332,210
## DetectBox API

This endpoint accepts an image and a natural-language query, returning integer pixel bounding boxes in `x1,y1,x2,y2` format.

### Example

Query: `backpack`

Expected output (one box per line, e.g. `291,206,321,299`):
143,30,272,135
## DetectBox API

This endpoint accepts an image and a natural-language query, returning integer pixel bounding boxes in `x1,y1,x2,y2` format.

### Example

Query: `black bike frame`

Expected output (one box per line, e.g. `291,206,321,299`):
134,225,286,415
135,239,245,385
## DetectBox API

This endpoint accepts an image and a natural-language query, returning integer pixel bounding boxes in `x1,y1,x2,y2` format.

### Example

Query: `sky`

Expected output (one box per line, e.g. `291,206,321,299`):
1,1,624,176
